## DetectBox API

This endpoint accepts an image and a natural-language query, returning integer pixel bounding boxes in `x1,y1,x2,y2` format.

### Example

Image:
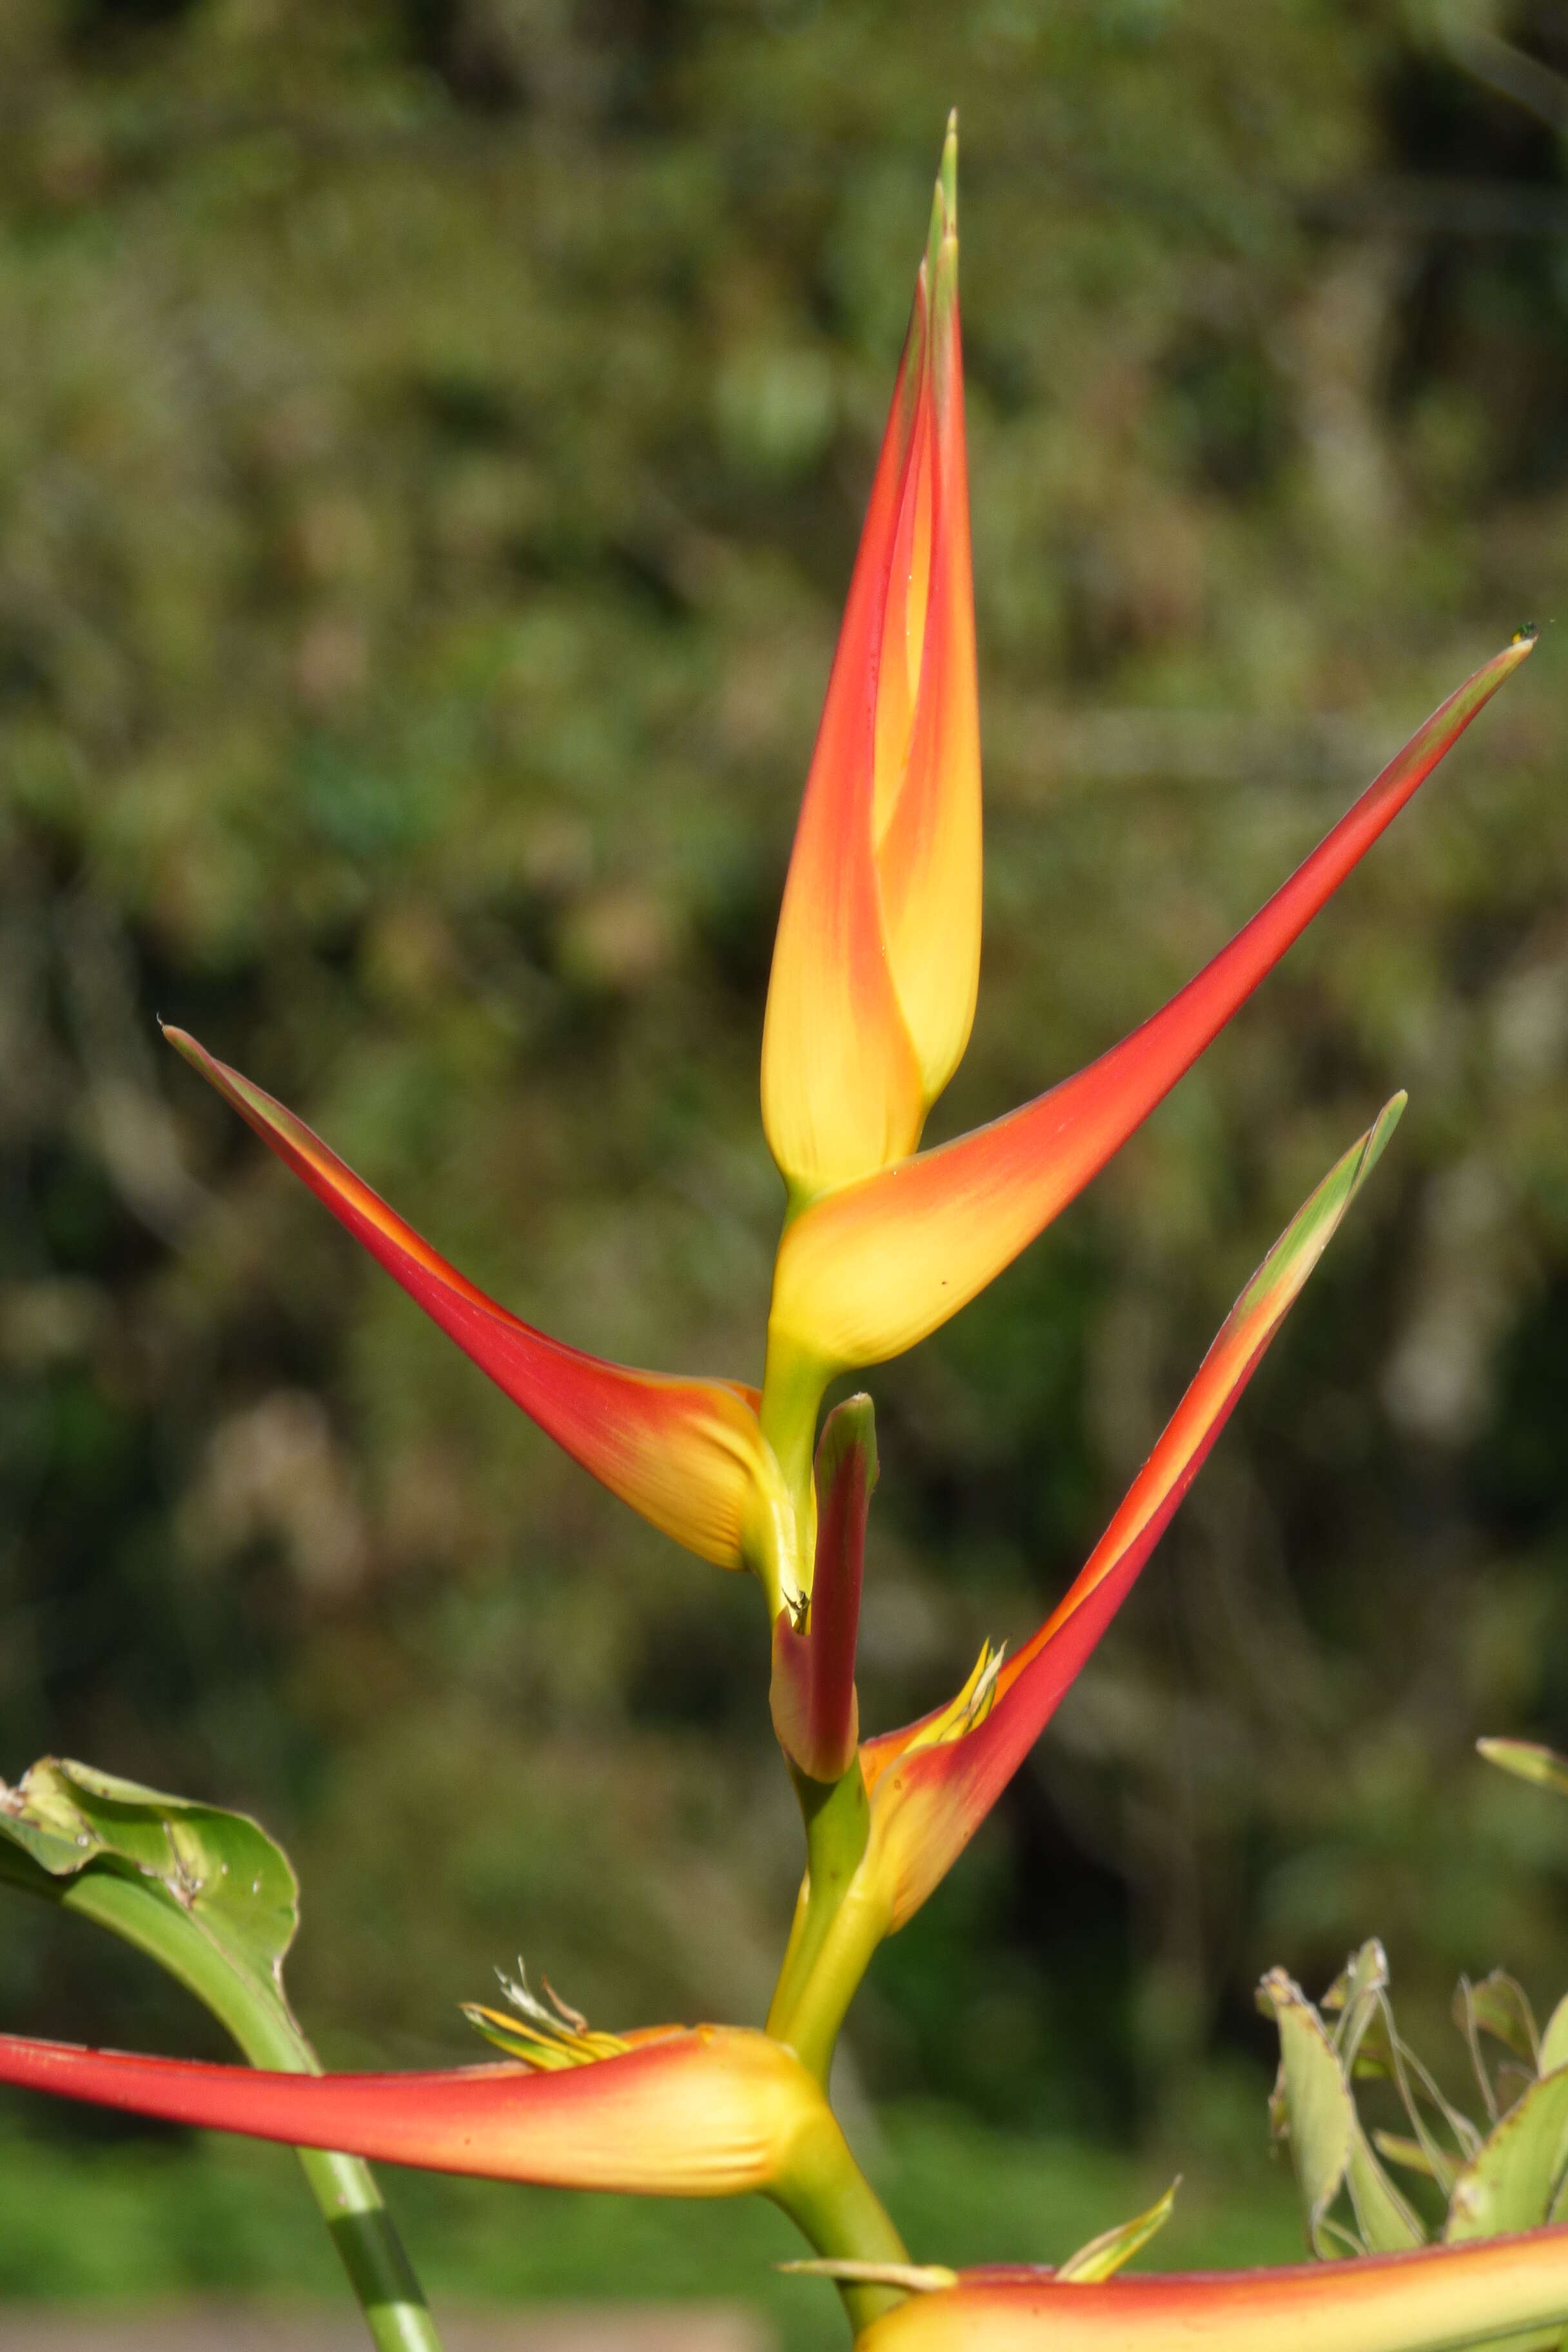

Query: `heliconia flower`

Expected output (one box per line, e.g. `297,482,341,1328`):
162,1027,798,1602
770,1396,875,1782
761,112,980,1203
763,632,1533,1404
0,2018,856,2217
848,2230,1568,2350
854,1096,1404,1936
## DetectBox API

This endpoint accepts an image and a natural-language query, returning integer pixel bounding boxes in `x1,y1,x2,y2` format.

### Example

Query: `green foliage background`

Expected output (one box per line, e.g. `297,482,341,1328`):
3,0,1568,2313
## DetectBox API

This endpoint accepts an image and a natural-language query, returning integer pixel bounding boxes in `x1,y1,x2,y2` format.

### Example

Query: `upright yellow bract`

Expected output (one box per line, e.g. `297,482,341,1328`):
760,115,980,1205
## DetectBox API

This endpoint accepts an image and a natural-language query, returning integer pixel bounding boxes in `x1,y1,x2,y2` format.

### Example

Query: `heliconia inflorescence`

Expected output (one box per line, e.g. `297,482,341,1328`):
0,110,1555,2352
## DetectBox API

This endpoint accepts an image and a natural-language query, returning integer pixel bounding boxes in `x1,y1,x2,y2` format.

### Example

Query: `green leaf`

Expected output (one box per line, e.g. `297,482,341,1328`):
1325,1941,1476,2187
1446,2066,1568,2244
1458,1971,1540,2071
0,1758,300,2046
1309,1941,1458,2218
0,1757,441,2352
1260,1967,1356,2254
1542,1995,1568,2079
1259,1966,1426,2257
1455,1972,1540,2122
1373,2131,1438,2178
1346,2114,1429,2253
1327,1937,1394,2073
1260,1966,1357,2253
1055,2180,1180,2281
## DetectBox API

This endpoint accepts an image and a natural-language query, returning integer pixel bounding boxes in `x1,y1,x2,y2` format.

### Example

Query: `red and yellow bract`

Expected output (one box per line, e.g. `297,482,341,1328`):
853,2233,1568,2351
0,2019,908,2298
0,2024,821,2197
162,1024,798,1599
761,125,979,1202
858,1098,1405,1930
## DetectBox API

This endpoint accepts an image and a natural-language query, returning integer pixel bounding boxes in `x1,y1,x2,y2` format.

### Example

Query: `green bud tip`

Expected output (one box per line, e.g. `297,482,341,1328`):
814,1393,878,1501
1355,1090,1407,1188
925,113,959,293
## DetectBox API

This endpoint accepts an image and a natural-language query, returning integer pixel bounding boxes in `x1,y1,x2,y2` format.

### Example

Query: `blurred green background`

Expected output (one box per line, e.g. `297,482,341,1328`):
4,0,1568,2333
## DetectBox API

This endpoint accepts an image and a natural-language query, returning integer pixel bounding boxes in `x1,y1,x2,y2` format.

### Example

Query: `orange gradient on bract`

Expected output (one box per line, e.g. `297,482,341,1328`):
875,202,981,1112
761,121,980,1200
0,2024,824,2199
859,1099,1403,1932
164,1028,783,1575
767,639,1529,1382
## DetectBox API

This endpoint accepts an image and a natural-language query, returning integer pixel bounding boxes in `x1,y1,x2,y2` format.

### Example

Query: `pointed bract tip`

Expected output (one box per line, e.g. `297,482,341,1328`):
926,137,959,334
1476,1736,1568,1798
1053,2178,1180,2283
926,115,958,280
1354,1090,1406,1189
1513,623,1538,645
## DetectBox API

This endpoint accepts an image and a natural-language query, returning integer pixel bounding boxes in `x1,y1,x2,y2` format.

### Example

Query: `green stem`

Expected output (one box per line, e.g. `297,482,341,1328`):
768,1763,870,2078
758,1325,830,1571
773,2096,910,2337
39,1868,442,2352
771,1867,890,2090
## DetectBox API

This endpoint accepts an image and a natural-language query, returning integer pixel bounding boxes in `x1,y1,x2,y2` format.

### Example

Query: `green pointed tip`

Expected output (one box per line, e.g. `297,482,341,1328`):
815,1392,878,1500
1477,1737,1568,1798
923,114,959,297
1238,1094,1407,1324
1351,1090,1407,1193
1054,2178,1181,2284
